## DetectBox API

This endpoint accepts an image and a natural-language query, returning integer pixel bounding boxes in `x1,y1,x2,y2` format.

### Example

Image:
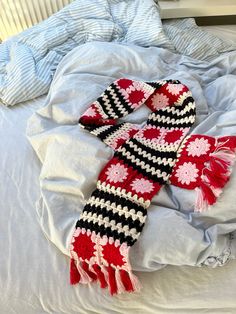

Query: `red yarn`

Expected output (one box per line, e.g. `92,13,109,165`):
217,136,236,151
107,266,117,295
204,168,229,189
82,261,97,281
200,182,217,205
209,157,228,173
120,269,134,292
70,259,81,285
92,264,108,289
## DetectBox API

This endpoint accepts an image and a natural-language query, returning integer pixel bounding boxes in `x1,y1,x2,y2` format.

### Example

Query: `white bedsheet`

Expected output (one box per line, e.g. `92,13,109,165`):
1,97,236,314
1,30,236,314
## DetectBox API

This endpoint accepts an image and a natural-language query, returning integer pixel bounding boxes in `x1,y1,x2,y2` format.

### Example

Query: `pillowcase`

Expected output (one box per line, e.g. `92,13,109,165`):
163,18,236,60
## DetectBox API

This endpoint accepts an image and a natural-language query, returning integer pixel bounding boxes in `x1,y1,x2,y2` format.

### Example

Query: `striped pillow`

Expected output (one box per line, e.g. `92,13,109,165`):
0,0,73,41
163,18,236,60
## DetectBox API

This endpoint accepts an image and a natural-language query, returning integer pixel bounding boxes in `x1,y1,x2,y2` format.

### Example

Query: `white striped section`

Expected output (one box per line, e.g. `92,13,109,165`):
116,147,169,179
161,100,195,116
0,0,73,41
90,125,112,136
80,211,140,241
118,140,176,167
97,181,150,209
133,135,182,152
163,18,236,61
0,0,176,106
108,88,129,116
100,93,119,119
86,196,146,224
149,113,195,125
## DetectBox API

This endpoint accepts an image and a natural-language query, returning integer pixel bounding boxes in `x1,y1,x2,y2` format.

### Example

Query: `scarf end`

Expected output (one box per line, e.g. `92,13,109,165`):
195,138,236,212
70,258,141,295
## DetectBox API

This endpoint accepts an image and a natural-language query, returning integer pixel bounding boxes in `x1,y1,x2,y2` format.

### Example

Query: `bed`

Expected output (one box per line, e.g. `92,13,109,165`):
1,1,236,313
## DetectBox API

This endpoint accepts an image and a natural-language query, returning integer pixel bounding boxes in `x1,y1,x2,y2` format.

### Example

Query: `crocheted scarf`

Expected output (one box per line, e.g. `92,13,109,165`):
70,78,236,295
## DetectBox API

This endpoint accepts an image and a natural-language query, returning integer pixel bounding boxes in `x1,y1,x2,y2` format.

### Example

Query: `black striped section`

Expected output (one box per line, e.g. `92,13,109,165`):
114,152,171,184
147,118,194,129
116,141,173,174
97,83,133,119
146,80,181,89
166,80,181,84
96,123,125,141
82,202,143,232
149,107,196,122
76,219,136,246
174,96,195,111
91,189,147,216
146,81,164,89
111,84,134,116
129,138,177,160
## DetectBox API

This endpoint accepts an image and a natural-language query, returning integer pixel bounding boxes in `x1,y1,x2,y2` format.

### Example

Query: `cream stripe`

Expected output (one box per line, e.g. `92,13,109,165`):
86,196,146,224
80,213,139,240
119,141,175,166
97,181,150,209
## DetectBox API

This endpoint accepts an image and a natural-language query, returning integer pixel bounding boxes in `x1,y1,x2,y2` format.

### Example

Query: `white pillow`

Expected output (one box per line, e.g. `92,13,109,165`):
0,0,73,41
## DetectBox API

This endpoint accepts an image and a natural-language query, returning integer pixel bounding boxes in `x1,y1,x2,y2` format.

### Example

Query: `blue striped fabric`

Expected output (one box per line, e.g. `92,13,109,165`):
0,0,174,106
163,18,236,61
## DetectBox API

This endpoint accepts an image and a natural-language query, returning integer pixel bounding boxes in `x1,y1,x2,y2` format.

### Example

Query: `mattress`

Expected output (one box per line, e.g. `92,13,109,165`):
1,22,236,314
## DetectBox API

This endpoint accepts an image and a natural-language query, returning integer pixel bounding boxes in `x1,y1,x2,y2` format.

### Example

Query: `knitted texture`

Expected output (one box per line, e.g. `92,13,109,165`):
70,78,236,295
170,135,236,211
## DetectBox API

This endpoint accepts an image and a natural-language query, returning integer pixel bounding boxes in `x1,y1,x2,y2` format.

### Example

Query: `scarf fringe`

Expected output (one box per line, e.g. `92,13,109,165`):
195,139,236,212
70,259,141,295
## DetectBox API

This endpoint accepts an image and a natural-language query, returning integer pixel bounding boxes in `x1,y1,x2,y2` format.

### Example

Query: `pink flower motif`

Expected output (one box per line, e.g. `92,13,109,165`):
106,163,128,183
166,84,184,95
175,162,199,185
150,93,169,110
120,82,153,109
120,130,130,140
131,178,154,194
186,137,211,157
84,106,96,117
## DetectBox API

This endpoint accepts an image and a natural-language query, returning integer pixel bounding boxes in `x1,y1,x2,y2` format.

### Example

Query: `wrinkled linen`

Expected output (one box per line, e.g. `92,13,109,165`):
0,0,174,106
2,92,236,313
163,18,236,61
27,42,236,273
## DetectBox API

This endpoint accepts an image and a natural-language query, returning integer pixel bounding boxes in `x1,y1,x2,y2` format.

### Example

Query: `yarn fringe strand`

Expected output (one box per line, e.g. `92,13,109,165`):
70,259,141,295
195,140,236,212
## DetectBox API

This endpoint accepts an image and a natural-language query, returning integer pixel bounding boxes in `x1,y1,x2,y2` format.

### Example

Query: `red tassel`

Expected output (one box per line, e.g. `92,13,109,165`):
82,261,97,281
203,168,229,189
120,269,134,292
200,182,217,205
107,266,118,295
92,264,108,289
70,259,81,285
209,157,228,173
214,156,231,170
217,136,236,151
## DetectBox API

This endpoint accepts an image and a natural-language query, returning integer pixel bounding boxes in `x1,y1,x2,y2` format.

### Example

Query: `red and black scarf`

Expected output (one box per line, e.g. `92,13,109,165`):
70,78,236,295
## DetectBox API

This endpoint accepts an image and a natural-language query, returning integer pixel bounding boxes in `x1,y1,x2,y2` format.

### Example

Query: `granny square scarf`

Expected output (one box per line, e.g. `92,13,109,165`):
70,78,236,295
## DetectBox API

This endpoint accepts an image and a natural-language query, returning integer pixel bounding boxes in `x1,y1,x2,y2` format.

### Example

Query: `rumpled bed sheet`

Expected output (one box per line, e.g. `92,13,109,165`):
1,88,236,313
0,0,173,106
27,42,236,272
